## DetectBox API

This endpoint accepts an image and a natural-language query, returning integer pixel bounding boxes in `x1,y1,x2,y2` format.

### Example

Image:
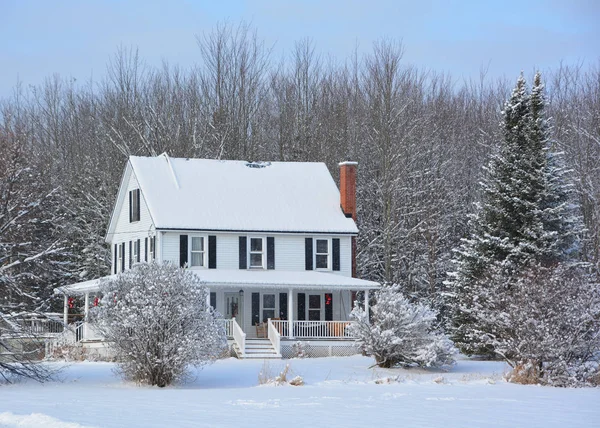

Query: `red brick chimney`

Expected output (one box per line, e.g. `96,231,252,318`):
339,161,358,278
339,161,357,221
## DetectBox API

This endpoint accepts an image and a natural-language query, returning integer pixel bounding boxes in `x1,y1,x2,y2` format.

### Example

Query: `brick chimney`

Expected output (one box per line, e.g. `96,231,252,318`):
339,161,358,278
339,161,358,221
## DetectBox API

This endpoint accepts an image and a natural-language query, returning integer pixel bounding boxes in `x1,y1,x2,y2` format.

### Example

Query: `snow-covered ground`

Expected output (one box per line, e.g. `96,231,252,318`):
1,356,598,428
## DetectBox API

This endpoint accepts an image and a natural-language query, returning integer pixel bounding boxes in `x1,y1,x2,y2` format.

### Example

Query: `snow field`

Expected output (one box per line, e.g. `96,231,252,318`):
1,356,598,428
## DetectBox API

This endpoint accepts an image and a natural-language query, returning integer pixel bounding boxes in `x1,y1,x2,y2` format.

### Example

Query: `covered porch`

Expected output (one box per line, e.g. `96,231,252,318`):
53,270,379,358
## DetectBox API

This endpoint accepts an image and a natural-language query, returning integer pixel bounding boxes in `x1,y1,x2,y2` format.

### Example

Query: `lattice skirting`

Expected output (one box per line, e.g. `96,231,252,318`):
280,340,362,359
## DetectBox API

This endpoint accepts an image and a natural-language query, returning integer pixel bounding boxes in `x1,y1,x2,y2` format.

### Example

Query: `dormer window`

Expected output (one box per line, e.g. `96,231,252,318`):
129,189,140,222
315,238,331,270
249,237,265,269
190,236,206,267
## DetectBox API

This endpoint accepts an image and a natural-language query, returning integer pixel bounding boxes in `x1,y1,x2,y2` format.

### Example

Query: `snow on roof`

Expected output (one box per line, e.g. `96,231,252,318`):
54,270,379,295
129,155,358,234
191,269,379,290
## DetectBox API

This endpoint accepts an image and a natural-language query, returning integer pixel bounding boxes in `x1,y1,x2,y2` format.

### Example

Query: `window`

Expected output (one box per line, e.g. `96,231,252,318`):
149,236,155,260
315,238,330,269
129,189,140,222
190,236,206,267
117,244,124,273
309,295,321,321
262,294,275,322
133,239,140,264
249,237,264,268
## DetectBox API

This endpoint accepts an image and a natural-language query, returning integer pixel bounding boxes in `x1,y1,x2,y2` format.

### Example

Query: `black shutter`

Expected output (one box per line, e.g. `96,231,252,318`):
135,189,140,221
252,292,260,326
208,235,217,269
325,293,333,321
121,243,125,272
152,236,156,260
210,292,216,310
128,190,132,222
113,244,117,274
239,236,247,269
179,235,188,267
332,238,340,271
136,239,141,262
267,237,275,270
129,241,132,268
305,238,313,270
297,293,306,321
144,237,148,262
279,293,288,320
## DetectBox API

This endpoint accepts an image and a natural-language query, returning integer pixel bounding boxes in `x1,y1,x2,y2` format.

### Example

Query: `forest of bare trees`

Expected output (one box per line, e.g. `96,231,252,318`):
1,22,599,313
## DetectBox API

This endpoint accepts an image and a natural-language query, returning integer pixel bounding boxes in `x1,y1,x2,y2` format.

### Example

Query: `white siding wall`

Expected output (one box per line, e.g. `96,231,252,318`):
159,232,353,275
109,169,156,273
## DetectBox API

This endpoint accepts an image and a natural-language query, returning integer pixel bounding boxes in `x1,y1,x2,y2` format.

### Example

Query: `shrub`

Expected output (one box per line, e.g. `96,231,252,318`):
349,286,456,368
92,263,226,387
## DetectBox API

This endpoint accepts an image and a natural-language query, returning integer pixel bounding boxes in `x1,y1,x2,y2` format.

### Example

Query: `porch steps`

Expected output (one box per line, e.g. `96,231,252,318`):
234,339,281,359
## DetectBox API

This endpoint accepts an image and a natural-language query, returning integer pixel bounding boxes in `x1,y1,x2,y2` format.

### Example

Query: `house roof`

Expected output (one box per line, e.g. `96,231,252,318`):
54,270,379,295
128,155,358,234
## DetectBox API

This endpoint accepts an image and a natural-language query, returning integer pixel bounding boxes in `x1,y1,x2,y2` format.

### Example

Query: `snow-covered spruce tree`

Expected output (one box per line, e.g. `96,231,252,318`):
92,263,227,387
447,73,584,357
349,286,456,368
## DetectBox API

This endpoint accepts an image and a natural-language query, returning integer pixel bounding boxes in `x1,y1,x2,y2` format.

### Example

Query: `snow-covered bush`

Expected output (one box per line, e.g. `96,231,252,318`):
349,286,456,368
467,263,600,387
92,263,227,387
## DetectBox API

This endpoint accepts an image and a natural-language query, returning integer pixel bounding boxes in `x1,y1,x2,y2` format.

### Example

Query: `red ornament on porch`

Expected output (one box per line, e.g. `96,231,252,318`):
93,296,100,306
68,297,75,309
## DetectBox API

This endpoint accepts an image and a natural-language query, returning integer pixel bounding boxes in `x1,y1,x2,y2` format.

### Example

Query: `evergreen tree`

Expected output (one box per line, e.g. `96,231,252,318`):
448,73,583,355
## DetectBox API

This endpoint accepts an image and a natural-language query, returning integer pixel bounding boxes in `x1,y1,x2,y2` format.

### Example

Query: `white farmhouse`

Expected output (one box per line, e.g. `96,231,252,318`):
54,154,379,358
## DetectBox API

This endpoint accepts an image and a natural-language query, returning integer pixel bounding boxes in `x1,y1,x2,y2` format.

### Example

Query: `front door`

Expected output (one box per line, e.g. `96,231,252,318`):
224,293,244,326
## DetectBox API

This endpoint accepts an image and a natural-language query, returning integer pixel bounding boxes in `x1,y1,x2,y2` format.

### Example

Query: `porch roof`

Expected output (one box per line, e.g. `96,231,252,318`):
54,270,379,295
191,269,380,290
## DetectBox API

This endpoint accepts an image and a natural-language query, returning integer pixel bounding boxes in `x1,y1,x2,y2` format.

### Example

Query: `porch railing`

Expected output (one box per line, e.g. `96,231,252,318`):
222,319,235,338
231,317,246,357
269,320,356,339
267,319,281,355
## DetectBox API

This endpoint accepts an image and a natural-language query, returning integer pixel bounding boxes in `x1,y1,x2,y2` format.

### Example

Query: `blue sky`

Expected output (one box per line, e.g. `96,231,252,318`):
1,0,598,98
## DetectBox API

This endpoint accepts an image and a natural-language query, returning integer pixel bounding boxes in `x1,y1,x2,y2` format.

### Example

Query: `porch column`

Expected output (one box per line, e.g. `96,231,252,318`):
63,294,68,326
84,292,90,320
84,292,90,340
206,290,211,310
288,288,294,339
364,289,370,322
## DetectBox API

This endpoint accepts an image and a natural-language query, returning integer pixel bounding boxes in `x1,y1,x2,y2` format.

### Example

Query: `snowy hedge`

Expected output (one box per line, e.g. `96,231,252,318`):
349,286,456,368
92,263,227,387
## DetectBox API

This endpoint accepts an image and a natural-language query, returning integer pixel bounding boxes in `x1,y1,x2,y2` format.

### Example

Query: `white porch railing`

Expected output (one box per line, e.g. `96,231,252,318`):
267,319,281,355
222,319,235,338
270,320,356,339
231,317,246,357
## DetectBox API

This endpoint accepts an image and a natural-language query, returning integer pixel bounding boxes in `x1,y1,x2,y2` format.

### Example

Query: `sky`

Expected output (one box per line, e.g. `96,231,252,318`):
0,0,598,98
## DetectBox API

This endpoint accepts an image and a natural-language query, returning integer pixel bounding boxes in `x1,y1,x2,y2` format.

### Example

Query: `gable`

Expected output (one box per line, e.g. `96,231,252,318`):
105,161,155,243
129,155,358,234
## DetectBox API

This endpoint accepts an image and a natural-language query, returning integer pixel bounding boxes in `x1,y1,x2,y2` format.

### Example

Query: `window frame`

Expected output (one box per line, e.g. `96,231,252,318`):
149,236,155,260
189,235,208,268
133,239,139,264
314,237,332,271
308,294,322,321
262,293,276,323
248,236,266,269
117,244,123,273
130,189,140,223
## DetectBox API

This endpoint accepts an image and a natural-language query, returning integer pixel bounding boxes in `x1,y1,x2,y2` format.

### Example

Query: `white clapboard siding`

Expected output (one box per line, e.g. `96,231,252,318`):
159,232,353,276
